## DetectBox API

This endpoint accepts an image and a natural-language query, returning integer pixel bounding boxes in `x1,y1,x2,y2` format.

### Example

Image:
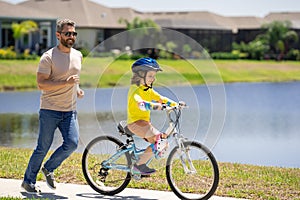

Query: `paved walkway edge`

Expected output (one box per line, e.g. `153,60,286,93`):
0,178,247,200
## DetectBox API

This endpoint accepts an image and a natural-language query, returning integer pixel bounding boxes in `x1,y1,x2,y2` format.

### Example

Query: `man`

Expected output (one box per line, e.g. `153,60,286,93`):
22,19,84,193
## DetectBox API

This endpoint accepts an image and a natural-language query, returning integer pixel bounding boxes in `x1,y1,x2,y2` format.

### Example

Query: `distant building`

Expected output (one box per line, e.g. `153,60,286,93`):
0,0,299,53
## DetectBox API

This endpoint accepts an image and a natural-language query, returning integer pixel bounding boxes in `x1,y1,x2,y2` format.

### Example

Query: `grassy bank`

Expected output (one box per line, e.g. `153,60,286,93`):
0,147,299,199
0,58,300,91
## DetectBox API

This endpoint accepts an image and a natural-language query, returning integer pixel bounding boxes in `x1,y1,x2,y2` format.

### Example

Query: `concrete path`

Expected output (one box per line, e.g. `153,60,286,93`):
0,178,247,200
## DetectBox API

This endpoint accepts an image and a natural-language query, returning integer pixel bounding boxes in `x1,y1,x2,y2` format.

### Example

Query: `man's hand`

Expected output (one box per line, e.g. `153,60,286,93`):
77,87,84,99
66,75,80,85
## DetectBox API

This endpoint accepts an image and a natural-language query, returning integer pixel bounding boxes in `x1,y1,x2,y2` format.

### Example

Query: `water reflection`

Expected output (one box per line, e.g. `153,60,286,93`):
0,112,122,149
0,114,38,148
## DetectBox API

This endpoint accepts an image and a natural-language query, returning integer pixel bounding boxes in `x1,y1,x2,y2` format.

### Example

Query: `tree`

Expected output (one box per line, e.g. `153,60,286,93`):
119,17,160,36
11,20,38,52
248,39,269,60
261,20,298,60
119,17,161,50
233,20,298,60
182,44,192,58
156,41,178,59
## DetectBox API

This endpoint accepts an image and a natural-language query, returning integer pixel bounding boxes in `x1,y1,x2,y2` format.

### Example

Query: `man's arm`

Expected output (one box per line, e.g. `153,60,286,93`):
37,72,79,91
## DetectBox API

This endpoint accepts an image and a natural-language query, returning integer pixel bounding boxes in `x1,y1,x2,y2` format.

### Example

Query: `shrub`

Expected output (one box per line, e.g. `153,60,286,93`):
232,50,248,59
0,47,17,59
233,40,269,60
211,52,239,60
130,53,144,60
286,49,300,60
116,53,145,60
191,51,203,59
116,53,131,60
17,49,38,60
79,48,90,57
0,47,37,60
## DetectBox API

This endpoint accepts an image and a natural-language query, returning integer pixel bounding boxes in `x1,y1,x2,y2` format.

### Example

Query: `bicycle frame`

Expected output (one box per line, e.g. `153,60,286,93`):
82,103,219,200
101,104,197,176
101,141,145,173
165,106,197,174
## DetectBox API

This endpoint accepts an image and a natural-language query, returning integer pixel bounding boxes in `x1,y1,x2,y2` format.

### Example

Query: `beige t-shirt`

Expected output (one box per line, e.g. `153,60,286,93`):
37,46,82,111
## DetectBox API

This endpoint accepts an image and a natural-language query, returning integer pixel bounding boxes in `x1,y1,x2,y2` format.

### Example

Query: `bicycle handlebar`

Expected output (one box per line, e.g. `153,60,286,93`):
162,101,188,111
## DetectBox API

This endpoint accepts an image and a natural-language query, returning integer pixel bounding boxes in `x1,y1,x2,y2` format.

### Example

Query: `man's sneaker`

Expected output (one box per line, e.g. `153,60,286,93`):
133,164,156,175
21,181,41,194
41,167,56,189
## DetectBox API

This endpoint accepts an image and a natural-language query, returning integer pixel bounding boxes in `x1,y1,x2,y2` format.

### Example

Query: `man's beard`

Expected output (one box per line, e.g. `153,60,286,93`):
61,38,75,48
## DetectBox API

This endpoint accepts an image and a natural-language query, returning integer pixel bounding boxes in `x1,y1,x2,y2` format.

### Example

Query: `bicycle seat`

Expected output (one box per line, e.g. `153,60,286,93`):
118,120,135,137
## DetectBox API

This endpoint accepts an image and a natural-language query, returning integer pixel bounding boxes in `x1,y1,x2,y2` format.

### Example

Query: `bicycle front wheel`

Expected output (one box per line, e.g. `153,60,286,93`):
166,141,219,200
82,135,131,195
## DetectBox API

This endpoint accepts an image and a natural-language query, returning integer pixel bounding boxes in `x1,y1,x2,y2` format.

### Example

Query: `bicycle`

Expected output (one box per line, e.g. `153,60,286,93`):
82,103,219,200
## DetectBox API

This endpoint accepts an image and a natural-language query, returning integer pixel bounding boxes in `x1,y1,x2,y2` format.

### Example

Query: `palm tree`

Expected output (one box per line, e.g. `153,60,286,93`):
119,17,160,36
119,17,161,50
11,20,38,53
262,20,298,60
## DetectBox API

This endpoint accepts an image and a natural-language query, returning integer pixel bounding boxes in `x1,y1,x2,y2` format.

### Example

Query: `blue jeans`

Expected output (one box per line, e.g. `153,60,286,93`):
23,109,79,184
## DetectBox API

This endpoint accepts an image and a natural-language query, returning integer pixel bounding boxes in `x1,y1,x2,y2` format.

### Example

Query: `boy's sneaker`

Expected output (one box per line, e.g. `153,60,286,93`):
21,181,41,194
41,167,56,189
133,164,156,175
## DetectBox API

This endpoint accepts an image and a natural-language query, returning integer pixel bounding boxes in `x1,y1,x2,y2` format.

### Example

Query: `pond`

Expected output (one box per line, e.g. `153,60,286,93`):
0,82,299,168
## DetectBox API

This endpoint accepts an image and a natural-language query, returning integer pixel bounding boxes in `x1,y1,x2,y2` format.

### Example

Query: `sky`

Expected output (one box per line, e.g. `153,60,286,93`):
3,0,300,17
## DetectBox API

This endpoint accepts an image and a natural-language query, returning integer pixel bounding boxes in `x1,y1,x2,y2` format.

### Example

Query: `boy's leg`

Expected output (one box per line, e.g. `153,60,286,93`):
128,121,162,174
136,145,153,165
128,120,160,143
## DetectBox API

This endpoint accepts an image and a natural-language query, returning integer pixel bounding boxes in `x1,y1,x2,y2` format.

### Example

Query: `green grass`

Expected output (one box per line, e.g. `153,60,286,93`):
1,58,300,91
0,147,299,199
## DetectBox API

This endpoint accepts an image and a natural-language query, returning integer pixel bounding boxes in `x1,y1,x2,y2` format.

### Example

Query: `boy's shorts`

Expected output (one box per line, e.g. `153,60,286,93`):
127,120,160,142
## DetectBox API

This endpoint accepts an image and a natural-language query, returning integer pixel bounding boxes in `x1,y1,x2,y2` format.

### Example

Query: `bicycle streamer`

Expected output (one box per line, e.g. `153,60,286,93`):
151,134,168,158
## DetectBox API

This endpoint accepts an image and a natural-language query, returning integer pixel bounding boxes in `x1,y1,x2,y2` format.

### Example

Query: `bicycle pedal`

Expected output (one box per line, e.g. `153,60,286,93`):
141,174,151,178
132,174,142,180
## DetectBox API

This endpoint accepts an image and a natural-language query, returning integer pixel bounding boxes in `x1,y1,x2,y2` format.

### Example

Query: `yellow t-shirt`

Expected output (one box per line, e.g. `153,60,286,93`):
127,84,177,124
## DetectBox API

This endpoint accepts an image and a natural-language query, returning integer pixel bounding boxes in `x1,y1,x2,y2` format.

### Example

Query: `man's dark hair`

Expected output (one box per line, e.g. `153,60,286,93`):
56,19,76,32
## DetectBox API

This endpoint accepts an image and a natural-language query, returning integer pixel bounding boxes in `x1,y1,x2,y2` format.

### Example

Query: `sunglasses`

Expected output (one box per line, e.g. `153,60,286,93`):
60,31,78,37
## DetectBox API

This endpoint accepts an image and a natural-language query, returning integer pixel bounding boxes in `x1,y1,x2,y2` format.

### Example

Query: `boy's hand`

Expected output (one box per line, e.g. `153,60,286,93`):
152,103,163,110
179,101,186,107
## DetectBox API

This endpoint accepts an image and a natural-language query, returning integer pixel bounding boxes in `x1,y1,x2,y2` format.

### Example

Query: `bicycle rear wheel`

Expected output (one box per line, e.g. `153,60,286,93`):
82,135,131,195
166,141,219,200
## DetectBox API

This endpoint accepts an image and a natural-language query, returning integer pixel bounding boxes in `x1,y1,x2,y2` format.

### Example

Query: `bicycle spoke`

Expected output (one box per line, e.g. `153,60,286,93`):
82,136,131,195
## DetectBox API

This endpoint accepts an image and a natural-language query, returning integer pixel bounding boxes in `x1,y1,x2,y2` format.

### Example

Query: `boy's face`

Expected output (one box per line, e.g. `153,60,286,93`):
144,71,157,86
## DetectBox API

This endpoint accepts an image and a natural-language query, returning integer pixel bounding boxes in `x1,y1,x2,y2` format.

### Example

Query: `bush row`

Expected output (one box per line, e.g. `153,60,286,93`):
211,49,300,60
2,46,299,61
0,47,38,60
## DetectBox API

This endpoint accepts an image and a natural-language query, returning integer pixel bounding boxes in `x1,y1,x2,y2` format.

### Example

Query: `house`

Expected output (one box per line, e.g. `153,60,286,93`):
0,0,299,54
0,0,57,53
